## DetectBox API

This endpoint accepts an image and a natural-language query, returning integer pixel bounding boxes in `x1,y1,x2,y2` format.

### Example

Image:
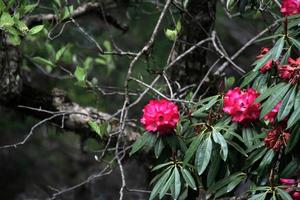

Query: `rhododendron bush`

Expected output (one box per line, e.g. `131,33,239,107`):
5,0,300,199
129,1,300,200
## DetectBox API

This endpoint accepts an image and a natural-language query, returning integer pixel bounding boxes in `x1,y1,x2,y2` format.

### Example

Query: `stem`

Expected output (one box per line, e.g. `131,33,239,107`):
284,16,288,37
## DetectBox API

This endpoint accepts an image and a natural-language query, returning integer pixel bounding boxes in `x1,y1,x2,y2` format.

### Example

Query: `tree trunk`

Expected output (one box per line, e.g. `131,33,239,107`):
171,0,217,88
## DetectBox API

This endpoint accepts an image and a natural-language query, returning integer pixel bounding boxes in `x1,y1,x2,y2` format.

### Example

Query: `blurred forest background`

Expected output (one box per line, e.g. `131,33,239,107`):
0,0,274,199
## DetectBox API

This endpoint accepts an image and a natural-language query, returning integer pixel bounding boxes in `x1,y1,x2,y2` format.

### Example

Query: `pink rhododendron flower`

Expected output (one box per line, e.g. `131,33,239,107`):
264,101,282,123
278,65,295,80
260,60,274,73
288,57,300,65
141,99,179,135
223,87,261,123
281,0,300,16
280,177,300,200
256,48,270,59
293,192,300,200
277,57,300,83
264,125,290,151
280,178,297,185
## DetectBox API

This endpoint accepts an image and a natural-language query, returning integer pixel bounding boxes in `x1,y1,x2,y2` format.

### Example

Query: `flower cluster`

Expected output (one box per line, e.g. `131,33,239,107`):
280,177,300,200
278,58,300,83
256,48,277,73
281,0,300,16
141,99,179,135
257,47,300,84
264,101,282,123
264,125,290,151
223,87,261,123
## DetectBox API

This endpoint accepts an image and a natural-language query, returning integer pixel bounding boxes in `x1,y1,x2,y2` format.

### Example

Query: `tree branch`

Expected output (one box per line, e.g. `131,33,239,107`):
24,2,128,32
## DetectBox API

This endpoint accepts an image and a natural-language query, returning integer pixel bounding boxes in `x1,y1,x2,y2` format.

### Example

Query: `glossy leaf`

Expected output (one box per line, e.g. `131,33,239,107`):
287,91,300,128
195,136,212,175
28,25,44,35
174,167,181,199
159,168,175,199
180,168,197,190
130,132,155,156
256,82,287,103
149,168,172,200
260,83,291,119
241,71,260,88
212,130,228,161
154,138,165,158
183,134,202,165
277,188,293,200
277,86,296,121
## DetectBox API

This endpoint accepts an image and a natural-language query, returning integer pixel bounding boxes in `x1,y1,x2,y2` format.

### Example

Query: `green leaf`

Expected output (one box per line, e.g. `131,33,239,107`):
183,134,202,165
159,168,175,199
280,48,291,65
280,158,300,178
287,91,300,128
195,95,220,107
55,46,68,61
273,37,285,60
278,86,296,121
15,19,28,34
215,174,245,198
54,0,61,7
252,73,268,92
88,121,102,137
150,166,173,185
0,12,14,28
212,130,228,161
253,37,284,71
277,188,293,200
257,149,275,172
226,0,237,10
32,56,55,67
249,193,267,200
225,76,235,90
192,95,220,117
227,140,248,157
28,25,44,35
260,83,291,119
61,5,74,20
242,128,257,149
255,34,284,43
241,71,260,88
256,82,287,103
165,29,177,41
7,33,21,45
208,172,245,193
0,0,6,12
207,154,221,187
180,168,197,190
130,132,155,156
289,37,300,52
150,168,172,200
154,138,165,158
243,148,268,170
253,49,273,71
195,136,212,175
287,125,300,152
24,3,38,14
178,187,188,200
176,21,181,32
152,162,172,171
174,167,181,199
74,66,86,81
